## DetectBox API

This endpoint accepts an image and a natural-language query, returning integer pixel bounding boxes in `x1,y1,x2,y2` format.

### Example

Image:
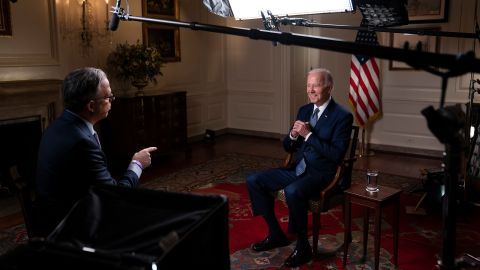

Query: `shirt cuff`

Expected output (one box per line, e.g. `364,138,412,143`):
304,132,312,141
289,132,298,140
128,160,143,178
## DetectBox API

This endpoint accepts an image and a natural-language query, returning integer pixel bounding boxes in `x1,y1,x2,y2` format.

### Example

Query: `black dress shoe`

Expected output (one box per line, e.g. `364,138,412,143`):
251,235,289,252
284,247,313,267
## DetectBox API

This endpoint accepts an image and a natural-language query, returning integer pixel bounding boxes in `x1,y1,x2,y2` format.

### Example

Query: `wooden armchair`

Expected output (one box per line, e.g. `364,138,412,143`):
277,125,359,256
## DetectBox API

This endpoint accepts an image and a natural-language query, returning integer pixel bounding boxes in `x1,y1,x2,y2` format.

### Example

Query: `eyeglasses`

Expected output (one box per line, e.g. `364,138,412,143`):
95,95,115,102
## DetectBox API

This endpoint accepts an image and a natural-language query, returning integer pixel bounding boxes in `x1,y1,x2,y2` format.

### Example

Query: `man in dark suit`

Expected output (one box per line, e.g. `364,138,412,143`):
35,67,157,237
246,68,353,267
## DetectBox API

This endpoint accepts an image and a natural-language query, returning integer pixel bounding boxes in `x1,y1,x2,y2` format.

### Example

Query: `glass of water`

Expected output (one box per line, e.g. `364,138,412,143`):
366,169,379,192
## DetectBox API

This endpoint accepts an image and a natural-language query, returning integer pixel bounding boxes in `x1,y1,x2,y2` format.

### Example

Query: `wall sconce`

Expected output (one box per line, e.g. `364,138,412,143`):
58,0,111,55
80,0,93,46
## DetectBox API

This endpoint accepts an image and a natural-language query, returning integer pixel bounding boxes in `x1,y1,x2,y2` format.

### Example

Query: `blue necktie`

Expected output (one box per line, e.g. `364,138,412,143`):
309,108,320,128
93,132,101,148
295,108,320,176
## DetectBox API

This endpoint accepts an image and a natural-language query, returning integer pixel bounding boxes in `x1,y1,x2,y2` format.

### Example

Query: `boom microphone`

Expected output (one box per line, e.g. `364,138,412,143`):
109,0,121,31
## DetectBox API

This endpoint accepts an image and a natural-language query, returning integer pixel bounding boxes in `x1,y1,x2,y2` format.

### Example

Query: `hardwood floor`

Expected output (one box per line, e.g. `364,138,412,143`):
0,134,444,231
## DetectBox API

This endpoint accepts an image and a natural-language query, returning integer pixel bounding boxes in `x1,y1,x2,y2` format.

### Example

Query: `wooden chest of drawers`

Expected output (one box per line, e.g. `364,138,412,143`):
100,91,187,173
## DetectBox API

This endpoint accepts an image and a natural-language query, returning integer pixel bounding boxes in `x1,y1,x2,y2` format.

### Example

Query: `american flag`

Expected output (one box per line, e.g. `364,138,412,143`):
348,24,381,128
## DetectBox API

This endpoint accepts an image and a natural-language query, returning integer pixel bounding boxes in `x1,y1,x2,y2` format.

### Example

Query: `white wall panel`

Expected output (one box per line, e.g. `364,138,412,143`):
226,39,275,92
233,102,274,121
0,0,58,66
187,104,202,126
207,103,225,122
0,0,60,80
230,100,275,132
187,91,227,137
371,99,444,150
225,18,289,135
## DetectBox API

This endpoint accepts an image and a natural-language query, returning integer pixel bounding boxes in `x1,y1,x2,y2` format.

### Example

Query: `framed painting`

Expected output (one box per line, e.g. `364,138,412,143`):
389,29,440,70
142,0,179,19
0,0,12,36
143,24,181,62
407,0,448,23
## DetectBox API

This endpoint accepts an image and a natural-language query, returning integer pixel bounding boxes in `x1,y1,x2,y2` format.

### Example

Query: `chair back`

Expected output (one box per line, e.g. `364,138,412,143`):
338,125,360,190
316,125,359,211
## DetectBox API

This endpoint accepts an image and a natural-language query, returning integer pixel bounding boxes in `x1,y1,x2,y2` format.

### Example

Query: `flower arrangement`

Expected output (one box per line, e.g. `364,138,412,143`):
107,41,163,84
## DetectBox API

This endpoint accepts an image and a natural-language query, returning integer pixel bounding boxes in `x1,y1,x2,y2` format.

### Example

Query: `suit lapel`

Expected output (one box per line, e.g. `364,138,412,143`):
303,103,315,122
64,110,100,147
314,99,336,130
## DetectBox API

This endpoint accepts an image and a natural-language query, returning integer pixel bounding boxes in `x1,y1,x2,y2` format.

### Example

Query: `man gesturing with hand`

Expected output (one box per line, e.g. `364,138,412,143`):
35,67,158,236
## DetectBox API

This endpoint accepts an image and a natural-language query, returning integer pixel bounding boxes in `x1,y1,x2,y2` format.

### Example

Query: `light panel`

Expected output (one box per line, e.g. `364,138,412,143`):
227,0,354,20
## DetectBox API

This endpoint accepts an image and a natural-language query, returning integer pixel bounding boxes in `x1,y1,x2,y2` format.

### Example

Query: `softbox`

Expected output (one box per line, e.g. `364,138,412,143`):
0,185,230,269
356,0,409,27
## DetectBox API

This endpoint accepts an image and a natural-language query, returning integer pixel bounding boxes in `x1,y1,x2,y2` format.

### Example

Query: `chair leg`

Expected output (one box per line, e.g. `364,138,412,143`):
363,208,370,261
312,212,320,257
341,201,352,243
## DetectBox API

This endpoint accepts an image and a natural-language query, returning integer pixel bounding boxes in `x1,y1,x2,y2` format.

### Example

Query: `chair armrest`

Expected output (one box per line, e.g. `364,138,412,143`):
283,151,294,167
319,164,343,198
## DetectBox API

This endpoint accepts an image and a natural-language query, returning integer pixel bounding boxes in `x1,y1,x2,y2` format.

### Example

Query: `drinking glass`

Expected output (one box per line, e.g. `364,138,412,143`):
366,169,379,192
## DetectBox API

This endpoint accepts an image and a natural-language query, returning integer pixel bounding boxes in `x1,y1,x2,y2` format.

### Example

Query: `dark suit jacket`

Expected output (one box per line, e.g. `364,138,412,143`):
283,99,353,181
35,110,139,235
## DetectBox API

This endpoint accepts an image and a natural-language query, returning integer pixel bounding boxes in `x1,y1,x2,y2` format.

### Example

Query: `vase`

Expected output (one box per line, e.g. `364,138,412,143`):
131,79,149,96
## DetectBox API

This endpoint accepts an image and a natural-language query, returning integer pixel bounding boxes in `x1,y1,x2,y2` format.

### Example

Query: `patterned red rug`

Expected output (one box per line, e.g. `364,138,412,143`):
193,182,480,270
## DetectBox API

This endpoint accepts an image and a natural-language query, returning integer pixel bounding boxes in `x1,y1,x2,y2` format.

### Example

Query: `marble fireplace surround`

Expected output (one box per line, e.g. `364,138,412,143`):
0,80,62,130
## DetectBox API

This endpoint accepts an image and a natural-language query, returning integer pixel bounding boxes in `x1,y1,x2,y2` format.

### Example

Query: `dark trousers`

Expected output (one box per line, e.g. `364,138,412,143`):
246,167,330,235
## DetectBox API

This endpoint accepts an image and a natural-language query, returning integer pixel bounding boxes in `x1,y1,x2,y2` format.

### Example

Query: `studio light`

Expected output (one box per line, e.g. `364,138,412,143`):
356,0,409,27
203,0,354,20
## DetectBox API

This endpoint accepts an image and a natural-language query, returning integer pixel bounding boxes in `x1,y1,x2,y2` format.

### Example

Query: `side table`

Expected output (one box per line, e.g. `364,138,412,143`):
343,183,402,270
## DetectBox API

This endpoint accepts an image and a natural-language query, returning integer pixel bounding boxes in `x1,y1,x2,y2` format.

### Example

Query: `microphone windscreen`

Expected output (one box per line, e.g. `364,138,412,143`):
109,0,121,31
109,13,120,31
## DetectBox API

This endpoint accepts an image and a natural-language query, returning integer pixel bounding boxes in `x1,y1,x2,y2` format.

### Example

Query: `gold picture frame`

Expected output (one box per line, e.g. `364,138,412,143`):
143,24,181,62
142,0,181,62
407,0,448,23
142,0,179,19
389,29,440,70
0,0,12,36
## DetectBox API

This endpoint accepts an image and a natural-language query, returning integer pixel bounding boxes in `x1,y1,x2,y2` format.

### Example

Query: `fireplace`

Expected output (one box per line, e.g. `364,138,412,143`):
0,79,62,195
0,116,43,192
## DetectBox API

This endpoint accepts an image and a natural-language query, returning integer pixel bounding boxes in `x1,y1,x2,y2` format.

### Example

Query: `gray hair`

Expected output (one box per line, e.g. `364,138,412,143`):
308,68,333,88
62,67,107,113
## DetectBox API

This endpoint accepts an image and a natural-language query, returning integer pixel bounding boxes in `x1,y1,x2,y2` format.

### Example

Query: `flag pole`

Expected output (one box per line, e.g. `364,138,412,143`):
359,127,366,156
359,126,375,157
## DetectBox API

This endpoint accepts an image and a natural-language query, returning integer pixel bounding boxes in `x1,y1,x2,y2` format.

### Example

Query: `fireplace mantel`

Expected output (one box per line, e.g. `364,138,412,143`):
0,79,62,130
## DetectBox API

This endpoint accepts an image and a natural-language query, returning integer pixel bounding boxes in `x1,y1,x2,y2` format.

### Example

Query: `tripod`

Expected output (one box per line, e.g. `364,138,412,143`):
422,76,480,270
465,79,480,201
